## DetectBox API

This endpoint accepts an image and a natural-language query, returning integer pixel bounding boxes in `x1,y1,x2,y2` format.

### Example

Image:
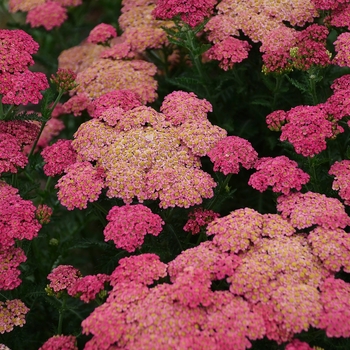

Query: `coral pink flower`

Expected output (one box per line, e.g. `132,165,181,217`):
104,204,164,252
0,29,39,73
0,247,27,290
248,156,310,195
39,335,78,350
87,23,117,44
265,110,288,131
333,32,350,67
0,133,28,174
110,254,167,286
327,3,350,30
0,299,29,334
47,265,81,293
308,226,350,272
319,277,350,337
208,136,258,175
277,191,350,229
0,70,49,105
285,339,313,350
206,37,251,71
329,160,350,205
56,162,105,210
311,0,346,9
183,207,220,234
26,2,67,30
152,0,217,27
68,274,110,303
0,181,41,249
63,93,91,117
0,120,39,147
41,139,77,176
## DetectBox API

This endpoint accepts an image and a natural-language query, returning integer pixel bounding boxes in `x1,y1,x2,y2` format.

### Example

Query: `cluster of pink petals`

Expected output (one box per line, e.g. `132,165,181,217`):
68,274,110,303
0,299,29,334
183,207,220,234
41,139,77,176
265,110,288,131
0,133,28,174
0,29,39,73
207,208,263,253
47,265,81,293
0,247,27,290
56,162,105,210
329,160,350,205
333,32,350,67
87,23,117,44
206,37,251,71
110,254,167,286
285,339,313,350
0,120,40,147
39,335,78,350
0,70,49,105
207,136,258,175
318,277,350,337
277,191,350,229
326,3,350,30
160,91,212,125
0,181,41,249
152,0,217,27
26,1,68,30
311,0,349,10
308,226,350,272
88,89,142,118
103,204,164,252
280,105,339,157
34,118,66,151
62,93,91,117
50,68,77,92
248,156,310,195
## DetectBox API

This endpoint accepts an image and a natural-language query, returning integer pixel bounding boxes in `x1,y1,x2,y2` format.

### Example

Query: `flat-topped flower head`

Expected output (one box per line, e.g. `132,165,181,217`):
0,299,29,334
39,335,78,350
152,0,217,27
208,136,258,175
277,191,350,229
329,160,350,205
206,37,251,71
104,204,164,252
26,2,67,30
160,91,212,126
248,156,310,195
0,29,39,73
333,32,350,67
183,208,220,235
207,208,263,253
41,139,77,176
47,265,81,293
56,162,105,210
87,23,117,45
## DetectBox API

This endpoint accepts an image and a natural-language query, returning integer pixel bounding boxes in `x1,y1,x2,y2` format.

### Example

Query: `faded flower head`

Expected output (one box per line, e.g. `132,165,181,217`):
0,299,29,334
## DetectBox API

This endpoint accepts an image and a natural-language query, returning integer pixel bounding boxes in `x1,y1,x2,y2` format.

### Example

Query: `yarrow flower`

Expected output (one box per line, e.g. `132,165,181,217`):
183,207,220,234
208,136,258,175
35,204,53,225
104,204,164,252
47,265,81,294
152,0,217,27
87,23,117,44
265,110,288,131
329,160,350,205
0,299,29,334
277,191,350,229
206,37,251,71
333,32,350,67
26,1,68,30
248,156,310,195
68,274,110,303
41,139,77,176
285,339,314,350
56,162,105,210
39,335,78,350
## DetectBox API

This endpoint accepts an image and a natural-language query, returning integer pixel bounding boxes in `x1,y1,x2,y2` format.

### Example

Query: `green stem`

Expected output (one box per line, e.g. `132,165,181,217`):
57,295,67,335
167,223,182,251
207,173,233,210
44,176,52,192
309,76,318,105
272,75,284,111
307,156,320,193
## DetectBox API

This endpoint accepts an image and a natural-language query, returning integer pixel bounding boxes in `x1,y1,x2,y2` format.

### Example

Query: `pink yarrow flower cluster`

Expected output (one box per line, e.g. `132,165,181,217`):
248,156,310,194
333,32,350,67
39,335,78,350
0,299,29,334
207,136,258,175
277,191,350,229
152,0,217,27
104,204,164,252
206,37,251,71
87,23,117,44
329,160,350,205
